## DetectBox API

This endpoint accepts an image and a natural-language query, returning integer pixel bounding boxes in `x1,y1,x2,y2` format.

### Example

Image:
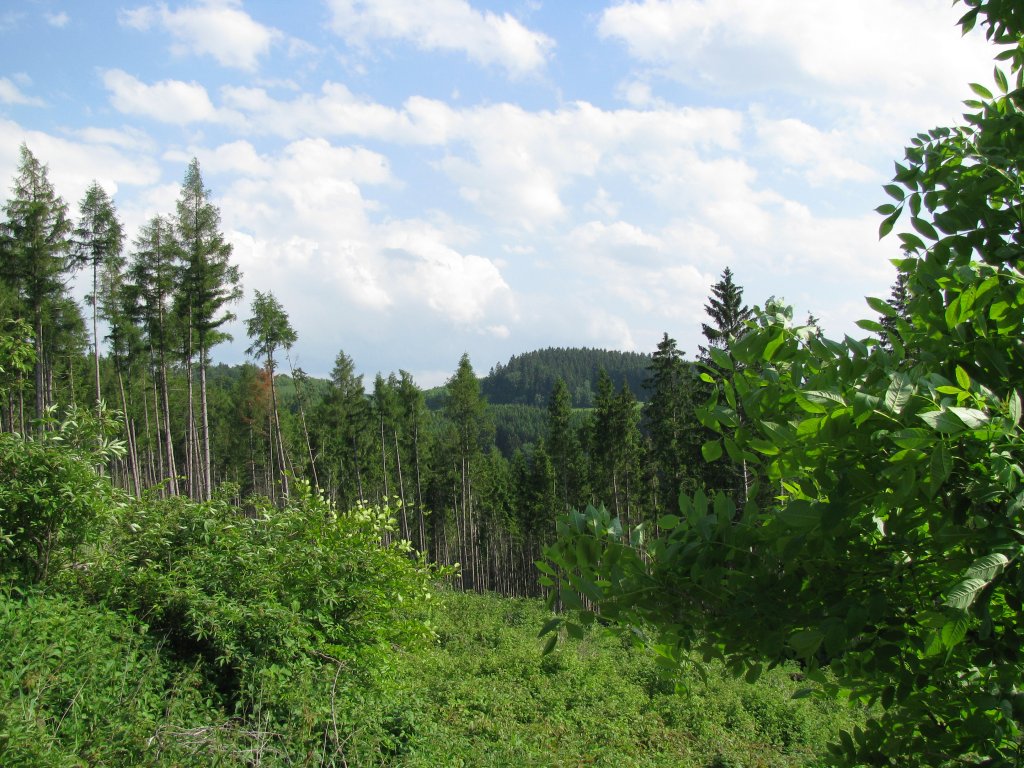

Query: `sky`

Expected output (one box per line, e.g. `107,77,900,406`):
0,0,1000,387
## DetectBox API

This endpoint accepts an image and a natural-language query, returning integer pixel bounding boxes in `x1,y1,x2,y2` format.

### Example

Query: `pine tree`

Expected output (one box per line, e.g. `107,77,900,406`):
175,158,242,500
701,266,754,501
700,266,752,360
546,376,585,511
245,290,296,501
0,145,74,420
72,181,124,409
315,350,372,508
444,353,492,590
644,333,702,505
128,216,180,495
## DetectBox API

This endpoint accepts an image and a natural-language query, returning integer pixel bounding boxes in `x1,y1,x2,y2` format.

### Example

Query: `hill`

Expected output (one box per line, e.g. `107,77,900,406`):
480,347,652,408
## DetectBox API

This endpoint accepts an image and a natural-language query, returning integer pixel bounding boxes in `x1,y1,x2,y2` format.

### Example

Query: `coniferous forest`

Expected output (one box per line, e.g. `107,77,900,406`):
4,2,1024,765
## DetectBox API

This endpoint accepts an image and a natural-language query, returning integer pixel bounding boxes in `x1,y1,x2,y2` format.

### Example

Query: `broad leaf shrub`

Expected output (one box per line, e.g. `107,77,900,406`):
543,4,1024,765
67,481,445,764
0,424,114,584
0,589,224,766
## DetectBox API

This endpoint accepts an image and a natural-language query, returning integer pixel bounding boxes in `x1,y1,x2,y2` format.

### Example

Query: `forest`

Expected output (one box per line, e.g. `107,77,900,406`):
3,0,1024,765
0,146,739,597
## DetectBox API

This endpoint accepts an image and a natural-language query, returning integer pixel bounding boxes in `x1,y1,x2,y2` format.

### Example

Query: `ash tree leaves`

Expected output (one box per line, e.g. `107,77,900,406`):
543,3,1024,765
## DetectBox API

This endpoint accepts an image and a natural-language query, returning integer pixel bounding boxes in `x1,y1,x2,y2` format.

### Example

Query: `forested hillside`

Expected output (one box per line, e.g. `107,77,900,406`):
0,146,734,596
481,347,652,407
5,1,1022,765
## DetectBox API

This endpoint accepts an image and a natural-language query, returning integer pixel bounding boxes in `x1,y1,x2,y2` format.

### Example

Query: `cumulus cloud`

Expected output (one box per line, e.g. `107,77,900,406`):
0,77,44,107
103,69,227,124
598,0,994,156
0,118,161,207
183,137,517,343
326,0,553,77
119,0,280,71
752,112,875,186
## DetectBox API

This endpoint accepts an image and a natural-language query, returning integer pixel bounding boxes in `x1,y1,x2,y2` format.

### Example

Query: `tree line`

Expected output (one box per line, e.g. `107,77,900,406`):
0,144,757,596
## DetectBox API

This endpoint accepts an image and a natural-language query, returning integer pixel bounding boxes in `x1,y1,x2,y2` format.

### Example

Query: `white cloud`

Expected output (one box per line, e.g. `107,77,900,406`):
191,137,516,339
752,112,875,186
0,77,44,107
326,0,554,77
598,0,994,149
383,220,516,326
0,119,161,207
119,0,280,71
103,69,226,124
44,11,70,28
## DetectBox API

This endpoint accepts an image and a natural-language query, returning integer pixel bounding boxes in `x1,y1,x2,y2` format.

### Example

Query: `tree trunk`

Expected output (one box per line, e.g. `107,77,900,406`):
199,348,212,502
393,428,408,540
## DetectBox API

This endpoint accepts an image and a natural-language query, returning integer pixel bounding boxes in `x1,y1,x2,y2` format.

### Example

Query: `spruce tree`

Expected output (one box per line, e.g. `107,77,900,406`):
174,158,242,500
244,290,296,500
128,216,181,495
0,145,74,420
72,181,124,409
700,266,752,359
644,333,702,504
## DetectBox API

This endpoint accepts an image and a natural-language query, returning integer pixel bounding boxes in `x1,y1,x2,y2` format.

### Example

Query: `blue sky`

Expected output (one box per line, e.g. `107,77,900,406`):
0,0,998,386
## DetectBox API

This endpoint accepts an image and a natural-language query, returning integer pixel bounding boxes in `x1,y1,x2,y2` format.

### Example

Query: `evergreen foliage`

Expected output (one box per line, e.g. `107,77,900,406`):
482,346,651,407
543,5,1024,764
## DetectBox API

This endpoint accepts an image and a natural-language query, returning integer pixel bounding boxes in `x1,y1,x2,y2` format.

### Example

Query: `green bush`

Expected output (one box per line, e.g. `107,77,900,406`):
0,429,113,583
65,481,443,764
0,589,222,766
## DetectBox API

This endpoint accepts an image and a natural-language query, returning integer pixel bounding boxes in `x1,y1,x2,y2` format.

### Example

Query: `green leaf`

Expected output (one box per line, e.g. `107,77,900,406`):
920,409,966,434
879,210,900,239
701,439,723,462
709,346,733,371
898,232,927,251
890,428,934,449
538,617,562,638
790,628,824,658
883,184,904,201
778,500,818,531
940,612,970,649
763,329,785,361
867,295,897,318
955,365,970,390
909,216,935,242
949,407,988,429
885,372,913,414
929,443,952,497
1009,391,1021,425
803,390,846,407
945,578,988,610
965,553,1009,582
541,632,558,655
995,66,1009,93
658,514,680,530
856,319,885,333
535,561,556,576
969,82,993,99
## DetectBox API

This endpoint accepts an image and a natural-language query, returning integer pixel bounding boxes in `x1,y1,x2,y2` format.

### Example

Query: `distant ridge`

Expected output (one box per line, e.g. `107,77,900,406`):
480,347,652,408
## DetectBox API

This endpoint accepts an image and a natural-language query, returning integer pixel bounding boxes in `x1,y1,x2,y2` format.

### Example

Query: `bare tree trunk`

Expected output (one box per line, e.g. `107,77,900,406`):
414,424,426,553
267,360,289,500
287,355,319,491
199,348,212,502
92,264,101,412
116,366,140,497
393,429,408,540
